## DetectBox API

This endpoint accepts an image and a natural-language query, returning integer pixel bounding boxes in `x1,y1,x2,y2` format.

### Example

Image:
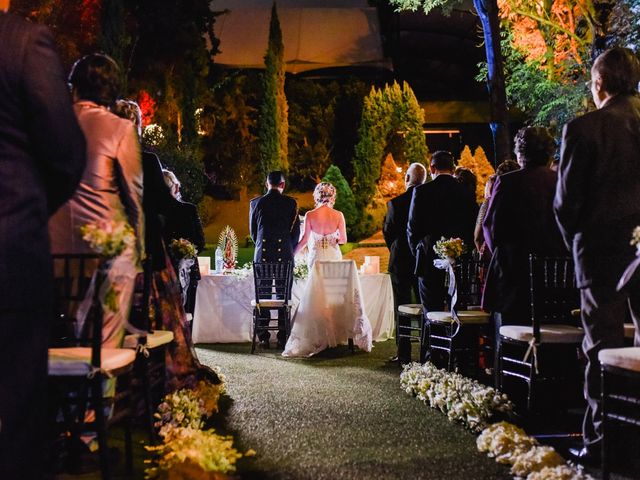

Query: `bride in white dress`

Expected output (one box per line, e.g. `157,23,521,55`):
283,183,372,357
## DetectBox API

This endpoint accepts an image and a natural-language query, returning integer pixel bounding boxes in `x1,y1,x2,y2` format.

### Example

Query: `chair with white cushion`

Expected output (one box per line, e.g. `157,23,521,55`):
599,347,640,479
397,303,424,362
48,254,135,478
426,257,491,375
498,254,582,413
251,261,293,353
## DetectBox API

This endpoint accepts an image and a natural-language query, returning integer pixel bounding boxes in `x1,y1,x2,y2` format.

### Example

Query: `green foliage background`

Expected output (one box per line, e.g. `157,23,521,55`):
322,165,358,237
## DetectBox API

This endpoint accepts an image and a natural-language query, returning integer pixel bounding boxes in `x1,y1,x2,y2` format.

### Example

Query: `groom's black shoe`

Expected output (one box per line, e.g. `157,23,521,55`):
568,446,600,467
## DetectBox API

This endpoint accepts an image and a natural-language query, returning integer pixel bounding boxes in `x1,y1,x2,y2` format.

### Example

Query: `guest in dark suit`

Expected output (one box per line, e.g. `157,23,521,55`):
0,4,86,477
482,127,566,386
383,162,427,363
408,151,478,315
163,169,206,314
554,47,640,463
249,171,301,347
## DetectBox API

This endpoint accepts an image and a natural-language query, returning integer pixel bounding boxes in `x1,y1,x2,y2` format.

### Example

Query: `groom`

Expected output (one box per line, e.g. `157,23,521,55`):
249,171,300,347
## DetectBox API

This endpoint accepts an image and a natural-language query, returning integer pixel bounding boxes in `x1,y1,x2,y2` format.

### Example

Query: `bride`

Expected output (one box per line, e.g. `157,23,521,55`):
283,182,372,358
294,182,346,266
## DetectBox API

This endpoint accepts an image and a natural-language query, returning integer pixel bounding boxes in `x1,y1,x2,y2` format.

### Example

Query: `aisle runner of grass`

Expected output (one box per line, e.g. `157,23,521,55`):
196,340,511,480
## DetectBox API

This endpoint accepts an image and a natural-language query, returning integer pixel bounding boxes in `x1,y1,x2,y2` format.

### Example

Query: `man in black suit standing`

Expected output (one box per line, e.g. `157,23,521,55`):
249,171,300,348
0,3,87,477
554,47,640,464
408,151,478,312
383,162,427,363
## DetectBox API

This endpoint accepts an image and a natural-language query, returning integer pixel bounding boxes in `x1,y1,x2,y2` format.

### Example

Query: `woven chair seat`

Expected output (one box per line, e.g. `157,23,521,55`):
122,330,174,350
49,347,135,377
599,347,640,372
398,304,423,316
500,324,583,344
624,323,636,339
251,299,292,308
427,310,490,325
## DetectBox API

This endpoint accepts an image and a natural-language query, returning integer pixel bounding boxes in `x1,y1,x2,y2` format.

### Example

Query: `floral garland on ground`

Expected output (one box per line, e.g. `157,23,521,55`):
400,362,513,432
477,422,593,479
401,363,593,479
146,368,254,478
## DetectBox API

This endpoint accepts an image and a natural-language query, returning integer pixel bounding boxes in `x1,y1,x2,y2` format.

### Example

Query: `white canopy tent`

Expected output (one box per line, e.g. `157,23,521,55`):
211,1,391,74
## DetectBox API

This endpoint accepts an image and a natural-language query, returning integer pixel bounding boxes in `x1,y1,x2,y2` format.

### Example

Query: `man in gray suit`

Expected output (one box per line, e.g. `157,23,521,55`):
0,2,86,477
554,47,640,464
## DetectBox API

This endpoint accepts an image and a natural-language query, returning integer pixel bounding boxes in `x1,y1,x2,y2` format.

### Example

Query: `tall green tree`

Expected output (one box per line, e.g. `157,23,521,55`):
258,2,289,178
352,81,428,211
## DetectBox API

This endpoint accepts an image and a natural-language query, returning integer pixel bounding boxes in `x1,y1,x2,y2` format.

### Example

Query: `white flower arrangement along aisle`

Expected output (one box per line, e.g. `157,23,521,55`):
400,363,593,479
145,367,255,479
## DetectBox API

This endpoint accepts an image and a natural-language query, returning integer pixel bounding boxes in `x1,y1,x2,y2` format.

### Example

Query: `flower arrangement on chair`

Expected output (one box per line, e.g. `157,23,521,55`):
217,226,238,272
80,219,136,259
170,238,197,260
80,219,136,312
433,237,466,264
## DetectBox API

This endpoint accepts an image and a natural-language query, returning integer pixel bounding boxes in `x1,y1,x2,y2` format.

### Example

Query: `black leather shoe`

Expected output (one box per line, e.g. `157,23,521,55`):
568,446,600,467
388,355,399,362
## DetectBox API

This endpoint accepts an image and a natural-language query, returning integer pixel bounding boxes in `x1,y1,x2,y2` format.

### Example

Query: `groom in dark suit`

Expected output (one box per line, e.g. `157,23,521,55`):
249,171,300,347
0,3,87,477
408,151,478,315
554,47,640,464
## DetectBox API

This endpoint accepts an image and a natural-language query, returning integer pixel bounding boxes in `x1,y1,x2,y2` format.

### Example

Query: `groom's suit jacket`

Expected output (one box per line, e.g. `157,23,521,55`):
250,189,300,264
407,174,478,276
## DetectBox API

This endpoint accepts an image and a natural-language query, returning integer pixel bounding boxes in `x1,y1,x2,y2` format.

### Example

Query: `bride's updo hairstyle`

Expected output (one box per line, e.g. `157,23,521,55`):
313,182,337,208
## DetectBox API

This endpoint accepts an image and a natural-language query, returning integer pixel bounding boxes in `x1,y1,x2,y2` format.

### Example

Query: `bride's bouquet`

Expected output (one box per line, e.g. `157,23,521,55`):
293,263,309,279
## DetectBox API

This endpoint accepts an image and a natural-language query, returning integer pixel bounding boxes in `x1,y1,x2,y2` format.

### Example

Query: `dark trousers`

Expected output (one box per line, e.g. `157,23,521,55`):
580,285,640,449
418,267,447,312
391,272,420,361
257,311,287,344
0,308,50,479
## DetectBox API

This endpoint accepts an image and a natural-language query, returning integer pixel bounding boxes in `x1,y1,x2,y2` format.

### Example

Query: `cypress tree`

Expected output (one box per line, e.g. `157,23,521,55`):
258,2,289,178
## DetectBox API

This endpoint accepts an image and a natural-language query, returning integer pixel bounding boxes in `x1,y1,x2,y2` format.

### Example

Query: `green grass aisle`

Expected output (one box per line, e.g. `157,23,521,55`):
196,340,511,480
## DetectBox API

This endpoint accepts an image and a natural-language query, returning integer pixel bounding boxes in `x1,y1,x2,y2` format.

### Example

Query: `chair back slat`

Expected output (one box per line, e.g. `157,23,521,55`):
529,254,580,340
452,256,484,310
316,260,354,307
52,254,100,346
253,262,292,301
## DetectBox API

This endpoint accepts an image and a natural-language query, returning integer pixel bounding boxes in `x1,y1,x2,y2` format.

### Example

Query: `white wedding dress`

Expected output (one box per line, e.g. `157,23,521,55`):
282,230,373,358
305,229,343,267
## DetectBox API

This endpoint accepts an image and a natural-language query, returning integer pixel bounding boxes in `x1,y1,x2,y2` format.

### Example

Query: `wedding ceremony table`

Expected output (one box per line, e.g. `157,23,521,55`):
192,270,395,344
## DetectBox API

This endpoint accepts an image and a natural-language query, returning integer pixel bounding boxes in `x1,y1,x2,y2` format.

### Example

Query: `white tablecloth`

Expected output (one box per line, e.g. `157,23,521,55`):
192,272,394,344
